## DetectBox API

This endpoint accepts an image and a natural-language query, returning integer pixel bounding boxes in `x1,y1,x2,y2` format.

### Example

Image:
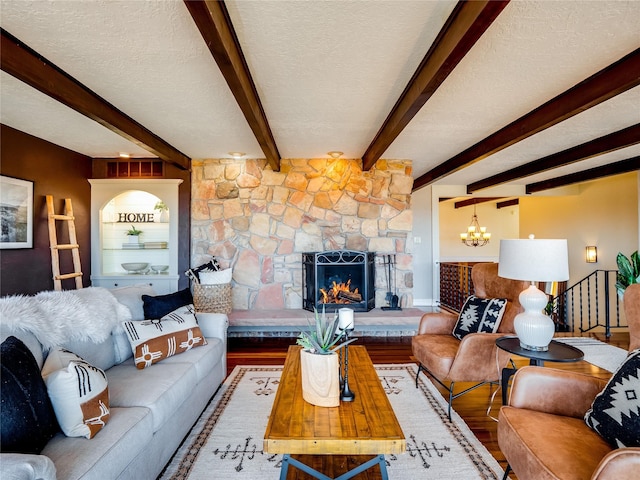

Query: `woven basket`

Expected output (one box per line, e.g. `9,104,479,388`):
193,283,232,314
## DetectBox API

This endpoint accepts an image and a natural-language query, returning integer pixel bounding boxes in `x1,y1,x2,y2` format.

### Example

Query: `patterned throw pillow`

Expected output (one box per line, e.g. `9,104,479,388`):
122,304,207,370
42,348,110,439
452,296,507,340
585,348,640,448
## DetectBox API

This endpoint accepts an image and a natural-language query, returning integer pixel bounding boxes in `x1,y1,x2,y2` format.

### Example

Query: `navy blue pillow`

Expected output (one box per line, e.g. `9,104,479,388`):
142,288,193,319
1,336,59,454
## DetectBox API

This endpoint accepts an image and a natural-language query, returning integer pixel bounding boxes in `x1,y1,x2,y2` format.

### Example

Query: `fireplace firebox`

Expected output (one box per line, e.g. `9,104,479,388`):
302,250,375,313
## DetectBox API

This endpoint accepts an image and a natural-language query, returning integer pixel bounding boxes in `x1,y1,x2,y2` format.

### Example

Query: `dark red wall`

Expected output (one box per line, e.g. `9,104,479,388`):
1,125,92,295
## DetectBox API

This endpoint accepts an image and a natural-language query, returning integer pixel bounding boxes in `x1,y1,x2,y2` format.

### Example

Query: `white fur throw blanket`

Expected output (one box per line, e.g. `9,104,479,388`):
0,287,131,349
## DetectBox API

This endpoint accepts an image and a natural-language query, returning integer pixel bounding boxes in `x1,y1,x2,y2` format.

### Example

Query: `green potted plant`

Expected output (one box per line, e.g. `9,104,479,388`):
154,201,169,223
296,307,355,407
125,225,142,244
616,250,640,297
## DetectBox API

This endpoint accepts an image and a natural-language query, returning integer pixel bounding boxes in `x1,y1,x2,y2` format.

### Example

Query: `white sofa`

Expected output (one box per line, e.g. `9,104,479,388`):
0,285,228,480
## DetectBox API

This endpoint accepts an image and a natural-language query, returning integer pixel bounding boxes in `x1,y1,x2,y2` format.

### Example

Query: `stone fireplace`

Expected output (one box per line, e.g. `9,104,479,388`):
191,157,414,310
302,250,375,313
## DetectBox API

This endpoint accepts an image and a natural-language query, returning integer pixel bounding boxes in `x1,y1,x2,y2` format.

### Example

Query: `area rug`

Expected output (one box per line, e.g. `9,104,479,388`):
555,337,628,372
160,364,504,479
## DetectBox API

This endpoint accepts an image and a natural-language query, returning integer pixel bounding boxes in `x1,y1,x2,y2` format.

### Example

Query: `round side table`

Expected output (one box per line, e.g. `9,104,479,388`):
496,336,584,405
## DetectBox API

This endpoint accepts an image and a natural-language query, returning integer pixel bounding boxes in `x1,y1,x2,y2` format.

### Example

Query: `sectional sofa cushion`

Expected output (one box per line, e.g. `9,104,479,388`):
110,284,156,321
60,336,117,372
142,288,193,319
42,348,110,439
0,336,59,454
106,359,197,432
585,348,640,448
452,295,507,340
123,305,206,369
42,406,152,480
159,337,225,383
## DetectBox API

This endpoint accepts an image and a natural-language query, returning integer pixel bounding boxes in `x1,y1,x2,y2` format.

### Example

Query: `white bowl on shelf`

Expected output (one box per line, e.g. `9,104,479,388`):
150,265,169,274
121,262,149,274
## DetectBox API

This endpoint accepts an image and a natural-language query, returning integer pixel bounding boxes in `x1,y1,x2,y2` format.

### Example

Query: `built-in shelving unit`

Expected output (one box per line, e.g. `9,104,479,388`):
89,179,182,295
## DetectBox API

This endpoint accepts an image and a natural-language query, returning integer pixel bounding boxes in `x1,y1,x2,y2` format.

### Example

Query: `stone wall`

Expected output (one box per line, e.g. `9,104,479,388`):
191,157,414,310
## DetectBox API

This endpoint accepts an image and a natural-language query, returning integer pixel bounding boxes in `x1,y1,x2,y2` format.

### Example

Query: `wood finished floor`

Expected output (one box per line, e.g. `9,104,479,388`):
227,332,630,479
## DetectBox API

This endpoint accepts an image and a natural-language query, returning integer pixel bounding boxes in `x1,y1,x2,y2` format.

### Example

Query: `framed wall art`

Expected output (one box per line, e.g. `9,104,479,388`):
0,175,33,249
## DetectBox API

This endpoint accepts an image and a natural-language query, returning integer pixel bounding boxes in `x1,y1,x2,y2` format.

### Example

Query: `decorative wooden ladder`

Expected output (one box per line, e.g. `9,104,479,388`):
46,195,83,290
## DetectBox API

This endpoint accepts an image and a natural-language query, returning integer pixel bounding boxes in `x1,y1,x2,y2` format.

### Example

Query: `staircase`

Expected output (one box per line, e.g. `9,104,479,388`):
550,269,623,337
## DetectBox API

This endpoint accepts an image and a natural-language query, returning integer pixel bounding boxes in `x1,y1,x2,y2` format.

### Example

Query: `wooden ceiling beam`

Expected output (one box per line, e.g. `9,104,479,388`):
360,0,509,171
497,198,519,209
454,197,503,208
413,48,640,191
184,0,280,171
526,157,640,194
0,29,191,170
467,123,640,193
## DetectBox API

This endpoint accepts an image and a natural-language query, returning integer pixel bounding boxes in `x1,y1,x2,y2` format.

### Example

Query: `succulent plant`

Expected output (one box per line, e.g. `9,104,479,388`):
296,306,356,354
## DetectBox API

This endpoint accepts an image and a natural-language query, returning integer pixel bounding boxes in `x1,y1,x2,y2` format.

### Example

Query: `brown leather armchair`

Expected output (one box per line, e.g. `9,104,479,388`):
498,283,640,480
412,262,529,418
498,367,640,480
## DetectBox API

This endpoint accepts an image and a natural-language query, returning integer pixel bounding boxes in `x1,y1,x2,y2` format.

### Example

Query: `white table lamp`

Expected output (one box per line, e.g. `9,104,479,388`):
498,235,569,351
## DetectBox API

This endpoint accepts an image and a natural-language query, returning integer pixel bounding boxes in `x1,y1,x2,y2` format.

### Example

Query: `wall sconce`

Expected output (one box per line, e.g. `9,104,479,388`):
586,246,598,263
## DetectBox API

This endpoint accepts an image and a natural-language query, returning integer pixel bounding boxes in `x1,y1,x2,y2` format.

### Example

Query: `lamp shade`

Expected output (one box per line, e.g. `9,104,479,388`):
498,236,569,282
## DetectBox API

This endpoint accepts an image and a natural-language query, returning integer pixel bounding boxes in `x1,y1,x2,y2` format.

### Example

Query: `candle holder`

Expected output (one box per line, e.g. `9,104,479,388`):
340,328,355,402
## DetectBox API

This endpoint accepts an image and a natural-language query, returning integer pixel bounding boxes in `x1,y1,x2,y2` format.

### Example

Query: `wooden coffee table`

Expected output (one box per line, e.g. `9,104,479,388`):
264,345,405,479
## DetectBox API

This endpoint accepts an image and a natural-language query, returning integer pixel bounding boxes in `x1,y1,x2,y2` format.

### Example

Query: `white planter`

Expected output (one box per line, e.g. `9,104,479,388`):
127,235,140,244
300,349,340,407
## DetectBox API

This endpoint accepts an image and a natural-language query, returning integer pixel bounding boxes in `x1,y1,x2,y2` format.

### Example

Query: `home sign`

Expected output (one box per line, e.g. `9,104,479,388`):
117,213,155,223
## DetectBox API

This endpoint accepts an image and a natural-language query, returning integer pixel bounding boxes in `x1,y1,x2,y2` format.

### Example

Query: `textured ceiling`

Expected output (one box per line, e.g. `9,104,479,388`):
1,0,638,194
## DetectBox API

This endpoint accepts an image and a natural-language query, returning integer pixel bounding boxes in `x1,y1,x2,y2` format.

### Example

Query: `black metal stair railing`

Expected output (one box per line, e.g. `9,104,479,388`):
548,269,624,337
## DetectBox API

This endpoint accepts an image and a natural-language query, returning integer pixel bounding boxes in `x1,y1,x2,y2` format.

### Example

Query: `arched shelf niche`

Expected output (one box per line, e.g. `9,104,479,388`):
89,179,183,295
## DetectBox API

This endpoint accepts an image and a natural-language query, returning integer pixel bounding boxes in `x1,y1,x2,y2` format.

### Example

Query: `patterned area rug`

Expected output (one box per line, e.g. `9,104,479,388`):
555,337,628,372
160,364,504,479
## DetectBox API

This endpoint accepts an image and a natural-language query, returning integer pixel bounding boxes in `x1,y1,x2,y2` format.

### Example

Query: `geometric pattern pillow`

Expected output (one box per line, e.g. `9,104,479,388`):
452,295,507,340
41,348,110,439
122,304,207,370
585,348,640,448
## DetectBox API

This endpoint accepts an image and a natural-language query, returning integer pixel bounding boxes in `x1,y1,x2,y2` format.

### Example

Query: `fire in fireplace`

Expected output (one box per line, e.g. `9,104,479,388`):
302,250,375,313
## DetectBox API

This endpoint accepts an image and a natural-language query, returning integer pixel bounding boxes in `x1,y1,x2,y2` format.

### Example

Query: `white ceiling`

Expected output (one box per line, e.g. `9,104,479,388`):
1,0,639,194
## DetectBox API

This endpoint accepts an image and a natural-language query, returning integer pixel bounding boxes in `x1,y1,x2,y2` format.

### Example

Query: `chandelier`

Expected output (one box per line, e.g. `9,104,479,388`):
460,205,491,247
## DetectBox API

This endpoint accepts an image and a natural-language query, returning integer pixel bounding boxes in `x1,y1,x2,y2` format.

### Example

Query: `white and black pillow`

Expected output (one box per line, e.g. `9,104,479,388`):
185,258,220,283
42,348,110,439
585,348,640,448
452,295,507,340
123,304,207,369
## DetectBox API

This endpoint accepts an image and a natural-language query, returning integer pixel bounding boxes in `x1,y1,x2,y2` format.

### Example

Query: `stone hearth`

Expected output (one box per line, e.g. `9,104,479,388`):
226,307,429,338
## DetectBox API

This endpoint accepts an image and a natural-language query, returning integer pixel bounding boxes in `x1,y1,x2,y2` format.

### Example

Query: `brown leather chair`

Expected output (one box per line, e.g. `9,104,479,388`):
497,283,640,480
412,262,529,418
